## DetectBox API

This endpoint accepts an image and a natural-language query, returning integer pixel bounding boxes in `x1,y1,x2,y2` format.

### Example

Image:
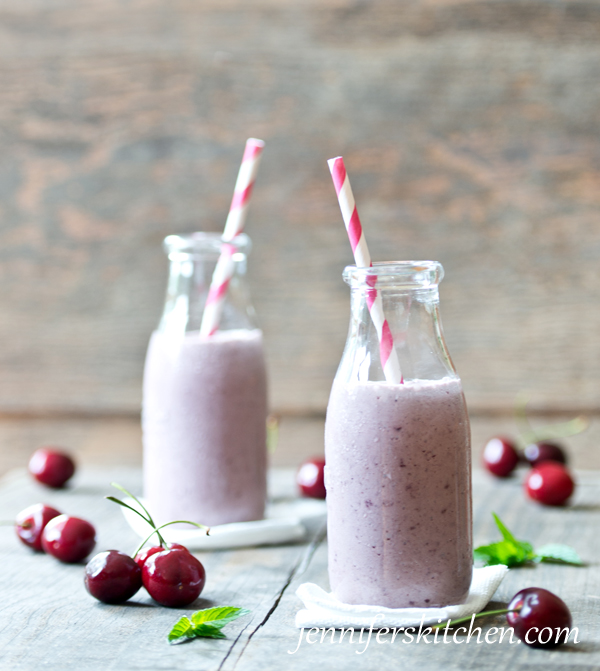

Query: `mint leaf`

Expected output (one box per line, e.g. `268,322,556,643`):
168,606,250,644
535,544,584,566
168,617,194,643
169,619,226,644
191,625,227,639
474,513,583,569
473,513,536,567
473,542,505,566
492,513,518,545
191,606,250,628
492,512,536,560
474,540,534,568
473,542,512,566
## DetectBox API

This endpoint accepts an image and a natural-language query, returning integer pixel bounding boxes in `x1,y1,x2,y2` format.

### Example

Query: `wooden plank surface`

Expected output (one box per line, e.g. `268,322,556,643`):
0,466,599,670
0,1,598,414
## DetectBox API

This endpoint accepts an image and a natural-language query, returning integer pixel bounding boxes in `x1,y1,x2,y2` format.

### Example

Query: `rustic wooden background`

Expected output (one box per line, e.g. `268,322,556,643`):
0,0,599,471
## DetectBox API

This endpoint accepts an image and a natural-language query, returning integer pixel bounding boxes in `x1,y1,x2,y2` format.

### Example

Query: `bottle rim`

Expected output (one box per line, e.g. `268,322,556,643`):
343,260,443,288
163,231,252,258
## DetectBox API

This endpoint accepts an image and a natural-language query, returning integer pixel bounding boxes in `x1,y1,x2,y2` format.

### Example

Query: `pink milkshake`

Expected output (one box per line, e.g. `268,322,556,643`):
143,327,267,527
325,260,473,608
325,376,472,607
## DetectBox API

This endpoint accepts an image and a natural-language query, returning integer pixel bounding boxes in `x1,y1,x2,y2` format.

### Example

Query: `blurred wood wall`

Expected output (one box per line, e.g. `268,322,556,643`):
0,0,599,417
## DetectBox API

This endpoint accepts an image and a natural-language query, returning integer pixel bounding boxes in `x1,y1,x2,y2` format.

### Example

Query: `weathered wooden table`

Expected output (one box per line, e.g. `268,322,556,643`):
0,467,598,670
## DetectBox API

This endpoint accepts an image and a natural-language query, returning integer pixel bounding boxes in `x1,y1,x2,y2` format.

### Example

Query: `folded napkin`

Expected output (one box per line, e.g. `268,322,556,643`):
295,565,508,629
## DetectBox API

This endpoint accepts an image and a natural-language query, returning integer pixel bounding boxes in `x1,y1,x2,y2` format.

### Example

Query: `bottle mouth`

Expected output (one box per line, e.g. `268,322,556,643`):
163,232,252,259
343,260,443,288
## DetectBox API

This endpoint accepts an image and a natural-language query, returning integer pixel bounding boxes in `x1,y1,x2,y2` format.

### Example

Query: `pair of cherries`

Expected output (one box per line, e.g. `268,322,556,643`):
84,544,206,607
15,503,96,563
483,438,575,506
84,484,208,608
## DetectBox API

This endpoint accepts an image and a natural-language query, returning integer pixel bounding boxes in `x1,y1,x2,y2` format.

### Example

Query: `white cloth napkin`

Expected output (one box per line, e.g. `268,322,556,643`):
295,565,508,629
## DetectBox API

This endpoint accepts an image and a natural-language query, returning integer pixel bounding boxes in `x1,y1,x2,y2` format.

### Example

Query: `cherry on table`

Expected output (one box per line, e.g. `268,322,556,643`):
134,543,189,569
41,514,96,563
142,547,206,607
482,437,520,477
525,462,575,506
84,550,142,604
28,447,76,488
15,503,62,552
296,457,326,499
507,587,573,648
524,442,567,467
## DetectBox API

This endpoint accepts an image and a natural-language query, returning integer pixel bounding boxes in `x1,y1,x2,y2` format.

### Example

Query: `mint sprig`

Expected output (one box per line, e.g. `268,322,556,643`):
474,513,583,568
168,606,250,644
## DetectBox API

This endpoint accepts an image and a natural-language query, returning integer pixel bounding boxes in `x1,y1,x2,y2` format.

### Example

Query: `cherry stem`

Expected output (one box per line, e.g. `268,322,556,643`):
106,481,169,548
106,482,209,558
266,415,279,455
431,607,520,630
133,520,210,558
106,496,169,548
111,482,158,529
514,392,588,448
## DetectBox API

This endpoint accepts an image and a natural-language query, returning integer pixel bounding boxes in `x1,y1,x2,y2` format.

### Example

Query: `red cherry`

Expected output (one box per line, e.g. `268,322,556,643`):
482,437,519,477
134,543,189,569
29,448,75,488
525,462,575,506
507,587,573,648
142,547,206,607
134,545,163,569
296,457,326,499
524,442,567,467
41,514,96,563
15,503,62,552
84,550,142,604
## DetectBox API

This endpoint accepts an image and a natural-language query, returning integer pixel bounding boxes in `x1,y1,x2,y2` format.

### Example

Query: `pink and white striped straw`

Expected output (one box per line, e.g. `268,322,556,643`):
200,138,265,337
328,156,403,384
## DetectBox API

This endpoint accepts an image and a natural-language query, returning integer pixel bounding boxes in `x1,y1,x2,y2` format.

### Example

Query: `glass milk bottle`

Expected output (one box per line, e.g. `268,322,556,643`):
325,261,472,608
143,232,267,527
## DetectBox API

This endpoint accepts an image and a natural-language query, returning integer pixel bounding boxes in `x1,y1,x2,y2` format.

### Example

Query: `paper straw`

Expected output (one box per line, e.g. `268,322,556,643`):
200,138,265,337
328,156,403,384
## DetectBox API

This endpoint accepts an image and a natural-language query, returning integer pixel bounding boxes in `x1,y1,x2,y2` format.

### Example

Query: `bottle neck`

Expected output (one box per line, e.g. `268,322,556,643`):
157,233,258,337
339,276,457,385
